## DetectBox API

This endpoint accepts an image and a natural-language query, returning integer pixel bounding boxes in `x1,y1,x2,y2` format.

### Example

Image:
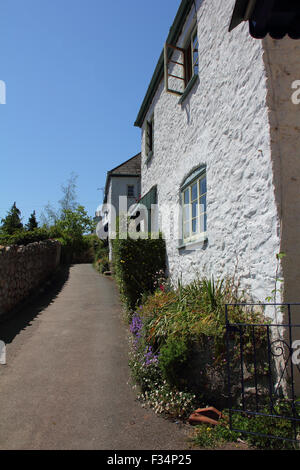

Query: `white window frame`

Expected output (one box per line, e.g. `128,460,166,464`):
181,171,207,244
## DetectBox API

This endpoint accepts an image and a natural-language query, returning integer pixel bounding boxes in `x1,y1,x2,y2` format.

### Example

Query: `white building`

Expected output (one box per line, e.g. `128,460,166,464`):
97,153,141,259
134,0,300,310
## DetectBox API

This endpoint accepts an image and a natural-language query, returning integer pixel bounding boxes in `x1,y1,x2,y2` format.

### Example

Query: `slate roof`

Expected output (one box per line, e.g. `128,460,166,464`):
103,153,141,203
109,152,141,176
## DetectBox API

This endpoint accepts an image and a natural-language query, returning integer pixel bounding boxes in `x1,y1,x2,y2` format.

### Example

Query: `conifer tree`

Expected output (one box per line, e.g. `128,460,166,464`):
1,202,23,234
26,210,38,231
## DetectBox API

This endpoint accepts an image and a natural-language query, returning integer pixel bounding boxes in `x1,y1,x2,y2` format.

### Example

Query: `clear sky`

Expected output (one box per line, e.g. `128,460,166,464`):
0,0,181,224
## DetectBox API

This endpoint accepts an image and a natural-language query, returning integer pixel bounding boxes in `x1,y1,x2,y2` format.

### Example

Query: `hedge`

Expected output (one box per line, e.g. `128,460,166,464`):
0,228,52,246
112,235,166,311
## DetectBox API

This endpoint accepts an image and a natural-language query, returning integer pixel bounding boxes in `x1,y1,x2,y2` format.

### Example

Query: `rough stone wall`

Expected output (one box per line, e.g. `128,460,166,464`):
141,0,282,308
0,240,61,317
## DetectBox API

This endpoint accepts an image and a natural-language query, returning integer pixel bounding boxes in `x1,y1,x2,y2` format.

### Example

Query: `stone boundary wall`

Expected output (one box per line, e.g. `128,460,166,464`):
0,240,61,317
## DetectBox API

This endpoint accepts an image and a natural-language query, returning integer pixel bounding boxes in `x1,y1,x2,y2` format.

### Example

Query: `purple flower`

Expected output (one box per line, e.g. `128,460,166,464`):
130,313,143,336
143,346,159,366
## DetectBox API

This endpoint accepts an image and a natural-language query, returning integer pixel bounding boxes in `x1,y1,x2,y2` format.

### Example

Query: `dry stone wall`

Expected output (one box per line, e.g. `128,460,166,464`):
0,240,61,317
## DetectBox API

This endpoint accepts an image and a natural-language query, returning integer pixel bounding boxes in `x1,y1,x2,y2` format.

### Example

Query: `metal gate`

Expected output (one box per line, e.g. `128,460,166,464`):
225,303,300,443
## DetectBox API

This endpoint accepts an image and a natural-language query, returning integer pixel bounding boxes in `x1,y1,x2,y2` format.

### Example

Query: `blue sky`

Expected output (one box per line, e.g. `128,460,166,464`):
0,0,181,224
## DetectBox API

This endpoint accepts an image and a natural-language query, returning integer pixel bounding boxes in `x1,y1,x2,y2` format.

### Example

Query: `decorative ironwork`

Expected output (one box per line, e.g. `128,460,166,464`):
225,303,300,444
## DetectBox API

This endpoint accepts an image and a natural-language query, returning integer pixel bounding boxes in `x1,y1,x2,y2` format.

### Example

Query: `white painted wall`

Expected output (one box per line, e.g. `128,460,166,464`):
108,176,141,215
105,176,141,261
140,0,282,307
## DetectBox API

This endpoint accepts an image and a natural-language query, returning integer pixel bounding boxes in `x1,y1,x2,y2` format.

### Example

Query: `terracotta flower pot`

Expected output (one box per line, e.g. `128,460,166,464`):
188,407,223,426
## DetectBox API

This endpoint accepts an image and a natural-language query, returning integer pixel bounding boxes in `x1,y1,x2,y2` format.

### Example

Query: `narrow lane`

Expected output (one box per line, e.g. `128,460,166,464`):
0,264,189,450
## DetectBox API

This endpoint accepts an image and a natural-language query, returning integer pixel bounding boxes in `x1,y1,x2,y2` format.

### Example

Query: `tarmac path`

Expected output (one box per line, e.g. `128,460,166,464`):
0,264,190,450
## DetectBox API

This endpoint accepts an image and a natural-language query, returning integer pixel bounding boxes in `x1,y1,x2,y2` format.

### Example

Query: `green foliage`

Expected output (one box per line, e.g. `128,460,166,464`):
55,205,95,239
41,173,79,227
159,337,190,387
191,403,299,450
129,326,197,419
49,205,96,263
1,202,23,235
191,418,240,449
112,235,166,311
191,402,299,450
237,401,299,450
0,228,51,246
129,277,269,412
138,381,197,419
93,238,110,274
26,211,38,231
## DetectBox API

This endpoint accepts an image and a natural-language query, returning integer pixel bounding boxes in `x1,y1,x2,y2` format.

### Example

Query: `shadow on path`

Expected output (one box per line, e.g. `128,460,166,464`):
0,264,70,345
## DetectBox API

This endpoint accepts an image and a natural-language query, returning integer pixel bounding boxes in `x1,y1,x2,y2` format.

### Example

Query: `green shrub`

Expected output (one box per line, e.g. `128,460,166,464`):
0,228,51,246
191,405,299,450
159,337,190,388
234,402,299,450
129,277,269,409
95,254,110,274
93,238,109,273
112,235,166,312
191,418,240,449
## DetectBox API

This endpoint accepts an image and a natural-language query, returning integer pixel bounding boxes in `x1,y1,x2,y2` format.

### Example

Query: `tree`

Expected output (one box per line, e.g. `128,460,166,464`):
26,210,38,231
1,202,23,234
58,172,78,213
55,205,95,239
40,202,58,228
41,173,78,227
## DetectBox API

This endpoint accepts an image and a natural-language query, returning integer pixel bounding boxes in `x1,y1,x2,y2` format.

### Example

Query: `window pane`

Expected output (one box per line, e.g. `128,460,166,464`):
192,32,199,75
128,185,134,197
200,176,207,195
183,204,190,223
200,194,206,213
200,213,207,233
192,200,198,218
191,183,198,201
192,218,197,233
184,189,190,204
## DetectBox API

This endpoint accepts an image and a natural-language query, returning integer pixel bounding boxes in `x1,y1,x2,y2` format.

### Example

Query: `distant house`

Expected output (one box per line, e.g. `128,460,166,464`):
97,153,141,259
134,0,300,313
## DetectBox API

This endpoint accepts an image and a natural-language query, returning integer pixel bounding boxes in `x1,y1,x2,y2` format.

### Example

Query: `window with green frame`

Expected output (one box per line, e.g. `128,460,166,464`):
181,168,207,243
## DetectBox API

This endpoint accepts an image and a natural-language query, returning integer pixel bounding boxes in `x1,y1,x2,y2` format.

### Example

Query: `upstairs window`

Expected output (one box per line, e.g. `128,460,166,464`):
164,24,199,97
145,114,154,160
127,185,135,198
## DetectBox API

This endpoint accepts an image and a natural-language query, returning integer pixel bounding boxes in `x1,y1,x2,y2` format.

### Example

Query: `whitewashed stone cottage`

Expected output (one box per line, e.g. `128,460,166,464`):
134,0,300,310
97,153,141,260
